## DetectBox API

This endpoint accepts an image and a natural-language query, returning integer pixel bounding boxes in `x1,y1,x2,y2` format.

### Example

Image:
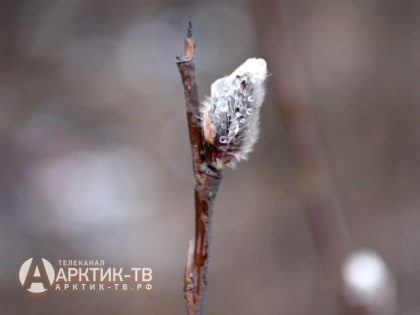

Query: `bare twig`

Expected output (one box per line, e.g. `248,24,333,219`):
176,20,222,315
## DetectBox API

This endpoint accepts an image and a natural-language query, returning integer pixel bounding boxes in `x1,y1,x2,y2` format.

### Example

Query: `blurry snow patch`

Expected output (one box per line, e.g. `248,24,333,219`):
342,249,397,315
42,148,156,229
16,110,159,236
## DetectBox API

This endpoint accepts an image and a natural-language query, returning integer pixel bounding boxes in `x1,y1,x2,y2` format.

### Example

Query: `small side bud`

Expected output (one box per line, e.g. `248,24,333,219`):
200,58,268,169
202,111,214,145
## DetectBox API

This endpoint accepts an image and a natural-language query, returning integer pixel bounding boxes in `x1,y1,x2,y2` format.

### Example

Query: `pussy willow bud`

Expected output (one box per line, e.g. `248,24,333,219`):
200,58,268,169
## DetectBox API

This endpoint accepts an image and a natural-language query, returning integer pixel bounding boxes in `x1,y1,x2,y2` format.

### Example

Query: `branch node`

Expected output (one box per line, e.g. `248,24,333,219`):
199,162,222,180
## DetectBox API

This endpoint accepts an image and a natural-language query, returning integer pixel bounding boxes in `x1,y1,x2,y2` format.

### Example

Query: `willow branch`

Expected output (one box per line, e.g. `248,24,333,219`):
176,20,222,315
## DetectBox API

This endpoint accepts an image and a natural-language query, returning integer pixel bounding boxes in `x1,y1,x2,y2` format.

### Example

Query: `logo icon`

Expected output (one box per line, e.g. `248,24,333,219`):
18,258,55,293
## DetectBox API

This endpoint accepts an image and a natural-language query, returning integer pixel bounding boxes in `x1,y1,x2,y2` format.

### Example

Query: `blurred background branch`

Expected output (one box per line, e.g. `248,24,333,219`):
251,0,350,293
251,0,396,314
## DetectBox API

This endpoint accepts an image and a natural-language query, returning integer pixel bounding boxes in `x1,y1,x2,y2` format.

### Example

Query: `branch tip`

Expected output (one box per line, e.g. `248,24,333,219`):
187,17,193,39
184,18,195,57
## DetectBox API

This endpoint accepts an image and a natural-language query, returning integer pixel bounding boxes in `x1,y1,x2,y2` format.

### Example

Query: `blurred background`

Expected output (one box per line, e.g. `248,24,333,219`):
1,0,419,314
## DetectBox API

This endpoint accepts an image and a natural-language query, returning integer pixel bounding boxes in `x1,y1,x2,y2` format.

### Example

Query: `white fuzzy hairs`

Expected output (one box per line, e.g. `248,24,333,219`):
200,58,268,169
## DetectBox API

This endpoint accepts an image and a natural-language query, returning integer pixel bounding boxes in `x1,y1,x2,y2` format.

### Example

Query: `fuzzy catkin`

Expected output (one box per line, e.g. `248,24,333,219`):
200,58,268,169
